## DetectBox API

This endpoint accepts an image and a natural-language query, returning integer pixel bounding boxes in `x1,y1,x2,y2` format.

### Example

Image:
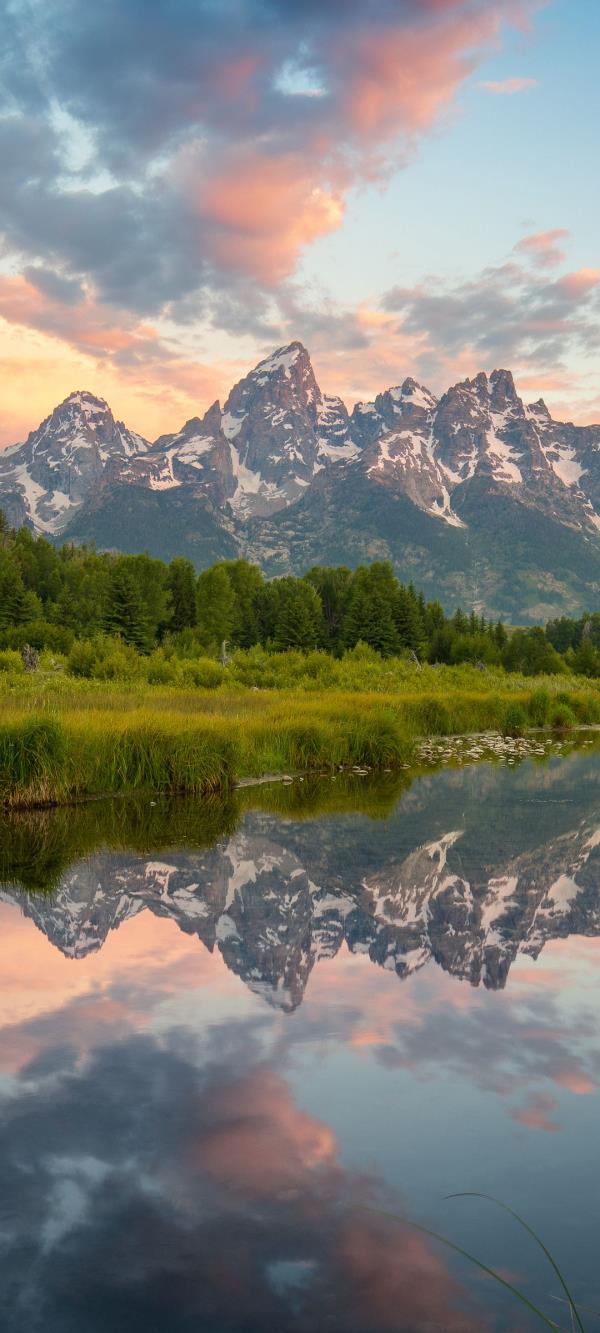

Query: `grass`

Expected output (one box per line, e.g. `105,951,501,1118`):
1,662,600,808
404,1194,589,1331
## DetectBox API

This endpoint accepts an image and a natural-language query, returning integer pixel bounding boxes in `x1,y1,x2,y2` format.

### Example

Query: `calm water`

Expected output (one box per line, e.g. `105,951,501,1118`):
2,747,600,1331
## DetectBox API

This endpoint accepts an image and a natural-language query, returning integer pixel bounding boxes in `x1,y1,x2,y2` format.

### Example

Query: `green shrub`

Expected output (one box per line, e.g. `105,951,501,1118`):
146,654,178,685
568,691,600,724
93,649,139,681
0,650,24,674
179,658,224,688
67,641,98,678
503,703,528,737
527,688,550,727
3,621,74,653
549,702,576,731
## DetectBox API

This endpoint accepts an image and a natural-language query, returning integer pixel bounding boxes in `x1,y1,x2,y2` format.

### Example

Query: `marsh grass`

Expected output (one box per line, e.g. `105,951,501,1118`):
1,668,600,807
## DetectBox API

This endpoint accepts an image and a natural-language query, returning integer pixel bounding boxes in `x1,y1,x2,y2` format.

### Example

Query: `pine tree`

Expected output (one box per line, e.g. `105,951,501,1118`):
220,560,264,648
104,566,150,650
396,585,425,654
166,558,197,632
573,636,600,678
273,581,323,650
0,555,28,628
196,565,235,648
343,565,399,657
493,620,508,649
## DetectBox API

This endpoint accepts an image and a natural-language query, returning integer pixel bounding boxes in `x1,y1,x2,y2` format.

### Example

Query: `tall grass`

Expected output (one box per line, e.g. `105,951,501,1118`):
1,670,600,807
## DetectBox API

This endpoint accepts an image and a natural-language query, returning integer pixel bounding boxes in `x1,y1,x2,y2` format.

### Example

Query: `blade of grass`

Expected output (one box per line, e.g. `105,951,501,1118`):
363,1206,562,1330
446,1193,585,1333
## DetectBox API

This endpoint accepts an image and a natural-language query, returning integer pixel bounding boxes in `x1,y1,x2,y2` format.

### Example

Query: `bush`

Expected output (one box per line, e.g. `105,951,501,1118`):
503,703,528,737
2,620,74,653
527,688,550,727
93,649,139,681
67,641,98,678
549,702,576,731
179,658,224,689
146,654,178,685
0,650,24,674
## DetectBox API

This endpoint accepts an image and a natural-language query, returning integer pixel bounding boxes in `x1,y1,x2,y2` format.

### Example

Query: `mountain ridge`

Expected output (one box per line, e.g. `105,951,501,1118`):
2,342,600,620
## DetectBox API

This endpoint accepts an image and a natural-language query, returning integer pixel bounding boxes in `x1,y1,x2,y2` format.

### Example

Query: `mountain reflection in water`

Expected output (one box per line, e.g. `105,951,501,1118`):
3,748,600,1006
2,748,600,1331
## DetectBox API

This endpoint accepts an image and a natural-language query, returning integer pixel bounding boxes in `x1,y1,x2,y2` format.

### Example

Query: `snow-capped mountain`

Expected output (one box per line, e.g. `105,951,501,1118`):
0,390,150,533
3,344,600,617
133,341,359,518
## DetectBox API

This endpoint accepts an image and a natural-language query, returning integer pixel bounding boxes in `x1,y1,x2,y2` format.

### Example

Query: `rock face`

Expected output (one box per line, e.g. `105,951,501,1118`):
3,345,600,617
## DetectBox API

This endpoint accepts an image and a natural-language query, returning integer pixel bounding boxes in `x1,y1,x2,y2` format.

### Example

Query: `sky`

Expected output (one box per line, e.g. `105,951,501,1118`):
0,0,599,444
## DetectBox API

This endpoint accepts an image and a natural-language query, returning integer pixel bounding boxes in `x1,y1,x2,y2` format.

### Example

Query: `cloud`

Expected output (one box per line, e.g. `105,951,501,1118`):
479,76,538,93
0,1028,488,1332
380,245,600,396
515,229,570,269
0,0,539,318
510,1091,560,1132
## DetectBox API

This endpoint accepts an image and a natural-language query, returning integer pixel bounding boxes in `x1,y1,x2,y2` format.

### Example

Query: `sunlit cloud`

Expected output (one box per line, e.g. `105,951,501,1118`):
515,229,570,269
479,76,538,93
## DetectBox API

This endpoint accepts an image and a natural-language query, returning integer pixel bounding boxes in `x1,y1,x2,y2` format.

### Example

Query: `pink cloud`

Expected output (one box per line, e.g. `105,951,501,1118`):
177,3,534,285
335,16,493,140
510,1092,560,1133
554,1069,595,1095
480,76,538,94
515,229,569,268
196,148,345,285
554,267,600,298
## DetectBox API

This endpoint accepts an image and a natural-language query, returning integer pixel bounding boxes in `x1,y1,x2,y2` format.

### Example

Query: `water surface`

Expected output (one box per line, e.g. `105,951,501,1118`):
2,747,600,1331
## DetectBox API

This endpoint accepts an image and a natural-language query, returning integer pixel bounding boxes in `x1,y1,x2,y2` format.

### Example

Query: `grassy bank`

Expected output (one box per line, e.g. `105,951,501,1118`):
1,661,600,808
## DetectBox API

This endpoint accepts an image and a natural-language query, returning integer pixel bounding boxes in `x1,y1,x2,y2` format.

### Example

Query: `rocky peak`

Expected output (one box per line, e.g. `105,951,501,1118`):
0,388,151,533
350,377,437,449
489,369,518,411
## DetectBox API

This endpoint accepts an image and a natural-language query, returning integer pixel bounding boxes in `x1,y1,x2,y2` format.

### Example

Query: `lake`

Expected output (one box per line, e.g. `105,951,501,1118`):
1,744,600,1331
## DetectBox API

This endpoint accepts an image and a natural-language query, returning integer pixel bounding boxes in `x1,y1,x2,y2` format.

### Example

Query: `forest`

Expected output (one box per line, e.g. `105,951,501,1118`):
1,511,598,680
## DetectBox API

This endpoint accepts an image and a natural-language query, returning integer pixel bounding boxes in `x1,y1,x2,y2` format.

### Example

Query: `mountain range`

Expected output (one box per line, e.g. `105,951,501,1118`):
2,341,600,619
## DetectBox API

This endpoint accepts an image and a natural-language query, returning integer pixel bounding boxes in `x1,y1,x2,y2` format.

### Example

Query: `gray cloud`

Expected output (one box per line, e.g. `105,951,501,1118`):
0,0,532,343
382,258,600,379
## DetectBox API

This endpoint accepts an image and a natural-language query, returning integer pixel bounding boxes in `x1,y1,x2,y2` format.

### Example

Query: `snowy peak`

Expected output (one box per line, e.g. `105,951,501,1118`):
0,390,151,533
151,340,358,520
3,346,600,545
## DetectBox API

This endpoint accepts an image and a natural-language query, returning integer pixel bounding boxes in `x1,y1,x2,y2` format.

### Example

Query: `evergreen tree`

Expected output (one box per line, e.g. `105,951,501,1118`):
343,565,399,657
304,565,352,653
166,559,197,632
395,585,425,654
273,580,323,650
104,566,150,650
0,554,28,628
573,636,600,678
219,560,264,648
196,565,235,648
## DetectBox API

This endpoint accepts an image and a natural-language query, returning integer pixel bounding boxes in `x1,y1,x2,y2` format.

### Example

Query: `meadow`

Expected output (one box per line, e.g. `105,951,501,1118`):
1,646,599,808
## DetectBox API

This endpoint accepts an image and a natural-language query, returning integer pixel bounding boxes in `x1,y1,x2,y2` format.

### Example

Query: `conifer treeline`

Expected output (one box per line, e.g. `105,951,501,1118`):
0,512,598,674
